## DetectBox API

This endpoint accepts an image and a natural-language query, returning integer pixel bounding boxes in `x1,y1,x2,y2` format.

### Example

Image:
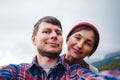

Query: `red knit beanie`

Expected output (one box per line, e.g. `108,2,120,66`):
66,22,100,56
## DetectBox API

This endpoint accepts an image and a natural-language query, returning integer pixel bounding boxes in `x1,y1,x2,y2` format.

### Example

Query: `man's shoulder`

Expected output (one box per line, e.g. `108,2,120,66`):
0,63,30,79
6,63,30,70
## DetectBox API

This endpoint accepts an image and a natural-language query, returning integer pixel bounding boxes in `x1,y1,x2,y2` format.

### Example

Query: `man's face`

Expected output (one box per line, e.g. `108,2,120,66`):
32,22,63,58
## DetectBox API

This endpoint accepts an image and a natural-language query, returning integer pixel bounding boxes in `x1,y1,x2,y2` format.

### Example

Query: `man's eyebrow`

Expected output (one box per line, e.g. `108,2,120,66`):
42,28,52,31
55,28,62,32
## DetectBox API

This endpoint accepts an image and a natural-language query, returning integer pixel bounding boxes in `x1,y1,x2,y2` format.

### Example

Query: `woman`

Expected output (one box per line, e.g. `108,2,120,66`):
61,22,100,72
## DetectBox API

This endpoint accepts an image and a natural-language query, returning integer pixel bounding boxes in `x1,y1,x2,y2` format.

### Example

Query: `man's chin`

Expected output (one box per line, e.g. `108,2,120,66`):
47,49,62,53
43,52,60,58
37,48,62,58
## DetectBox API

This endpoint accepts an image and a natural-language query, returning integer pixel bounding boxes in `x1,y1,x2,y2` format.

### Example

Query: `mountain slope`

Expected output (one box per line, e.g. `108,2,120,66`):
91,51,120,71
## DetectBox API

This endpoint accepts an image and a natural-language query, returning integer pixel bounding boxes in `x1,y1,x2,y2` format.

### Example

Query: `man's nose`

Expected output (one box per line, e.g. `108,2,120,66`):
51,32,57,40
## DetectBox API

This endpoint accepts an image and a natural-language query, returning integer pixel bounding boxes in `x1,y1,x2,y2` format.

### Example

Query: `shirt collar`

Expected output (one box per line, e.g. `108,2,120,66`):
27,56,69,71
61,53,89,69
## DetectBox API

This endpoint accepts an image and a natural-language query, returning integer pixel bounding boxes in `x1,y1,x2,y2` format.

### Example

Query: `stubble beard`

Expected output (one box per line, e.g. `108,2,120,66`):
37,48,61,59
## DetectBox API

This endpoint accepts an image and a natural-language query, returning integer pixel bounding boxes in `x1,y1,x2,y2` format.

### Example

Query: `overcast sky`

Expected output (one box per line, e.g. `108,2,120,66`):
0,0,120,65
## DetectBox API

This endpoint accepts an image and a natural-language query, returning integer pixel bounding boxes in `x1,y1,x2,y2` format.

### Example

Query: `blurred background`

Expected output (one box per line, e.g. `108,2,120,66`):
0,0,120,70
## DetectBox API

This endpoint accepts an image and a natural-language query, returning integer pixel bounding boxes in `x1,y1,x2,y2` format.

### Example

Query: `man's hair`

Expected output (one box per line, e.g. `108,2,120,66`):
33,16,62,35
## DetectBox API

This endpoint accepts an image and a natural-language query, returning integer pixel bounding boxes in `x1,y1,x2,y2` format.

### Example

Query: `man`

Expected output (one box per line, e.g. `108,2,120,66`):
0,16,75,80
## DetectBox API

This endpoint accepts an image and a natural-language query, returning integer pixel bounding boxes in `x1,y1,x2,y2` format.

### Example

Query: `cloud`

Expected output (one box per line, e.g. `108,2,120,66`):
0,50,17,65
0,47,34,65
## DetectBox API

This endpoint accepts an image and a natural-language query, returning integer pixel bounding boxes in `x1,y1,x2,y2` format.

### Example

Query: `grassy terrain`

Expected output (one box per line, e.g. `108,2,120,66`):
91,51,120,71
97,60,120,71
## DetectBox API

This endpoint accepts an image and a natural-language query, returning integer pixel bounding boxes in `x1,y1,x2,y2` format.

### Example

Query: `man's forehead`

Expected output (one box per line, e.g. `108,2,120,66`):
39,22,62,31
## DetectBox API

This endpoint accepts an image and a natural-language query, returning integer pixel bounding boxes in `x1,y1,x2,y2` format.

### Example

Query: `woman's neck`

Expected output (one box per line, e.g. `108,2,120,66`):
64,54,83,65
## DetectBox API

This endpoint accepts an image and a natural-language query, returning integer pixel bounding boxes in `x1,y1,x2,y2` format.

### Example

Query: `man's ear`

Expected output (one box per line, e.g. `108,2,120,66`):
31,35,36,46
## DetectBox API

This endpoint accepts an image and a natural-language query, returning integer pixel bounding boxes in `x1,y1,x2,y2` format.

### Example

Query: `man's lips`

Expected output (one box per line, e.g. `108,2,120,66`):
47,43,59,47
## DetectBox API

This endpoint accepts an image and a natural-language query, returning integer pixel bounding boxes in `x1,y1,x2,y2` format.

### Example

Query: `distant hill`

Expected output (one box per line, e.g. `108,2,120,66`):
91,51,120,71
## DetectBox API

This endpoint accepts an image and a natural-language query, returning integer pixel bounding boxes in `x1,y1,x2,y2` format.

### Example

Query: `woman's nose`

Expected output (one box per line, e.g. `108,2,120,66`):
77,41,84,49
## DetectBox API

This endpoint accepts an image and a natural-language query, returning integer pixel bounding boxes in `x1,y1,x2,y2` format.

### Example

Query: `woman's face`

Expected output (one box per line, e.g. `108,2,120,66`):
67,29,95,60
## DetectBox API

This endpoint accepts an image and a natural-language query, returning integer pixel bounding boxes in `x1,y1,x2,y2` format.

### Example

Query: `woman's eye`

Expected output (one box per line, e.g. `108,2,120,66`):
75,37,80,40
86,41,93,47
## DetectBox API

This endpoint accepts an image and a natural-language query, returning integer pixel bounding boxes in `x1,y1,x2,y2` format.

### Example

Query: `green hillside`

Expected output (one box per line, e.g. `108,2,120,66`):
97,60,120,71
91,51,120,71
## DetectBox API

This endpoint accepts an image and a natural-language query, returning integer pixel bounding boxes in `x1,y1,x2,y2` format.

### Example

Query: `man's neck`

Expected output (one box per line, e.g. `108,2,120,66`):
37,54,59,68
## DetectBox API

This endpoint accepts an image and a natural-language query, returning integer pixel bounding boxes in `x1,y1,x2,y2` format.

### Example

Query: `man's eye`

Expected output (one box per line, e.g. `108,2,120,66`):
56,32,62,35
43,31,50,34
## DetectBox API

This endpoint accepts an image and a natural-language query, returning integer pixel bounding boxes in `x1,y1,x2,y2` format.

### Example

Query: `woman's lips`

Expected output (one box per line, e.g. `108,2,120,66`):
72,48,82,54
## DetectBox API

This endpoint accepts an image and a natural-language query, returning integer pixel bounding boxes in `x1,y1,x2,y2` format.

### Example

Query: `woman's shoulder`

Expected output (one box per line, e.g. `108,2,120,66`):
89,64,99,73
